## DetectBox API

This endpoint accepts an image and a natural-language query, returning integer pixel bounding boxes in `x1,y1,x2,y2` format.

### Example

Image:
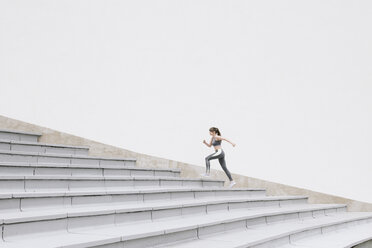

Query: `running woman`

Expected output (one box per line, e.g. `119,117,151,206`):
202,127,236,188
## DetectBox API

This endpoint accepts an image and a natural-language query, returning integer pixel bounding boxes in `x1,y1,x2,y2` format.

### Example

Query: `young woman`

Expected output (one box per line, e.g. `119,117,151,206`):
202,127,236,187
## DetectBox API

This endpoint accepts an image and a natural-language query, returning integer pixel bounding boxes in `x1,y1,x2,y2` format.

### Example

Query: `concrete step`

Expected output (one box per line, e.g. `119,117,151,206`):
0,139,90,155
0,204,361,247
0,129,41,142
278,221,372,248
0,188,267,212
0,162,181,178
159,212,372,248
0,175,225,192
0,195,310,222
0,150,136,167
0,196,317,239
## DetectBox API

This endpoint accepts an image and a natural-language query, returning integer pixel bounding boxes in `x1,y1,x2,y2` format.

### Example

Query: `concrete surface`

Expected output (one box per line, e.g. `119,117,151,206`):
0,115,371,247
1,114,371,212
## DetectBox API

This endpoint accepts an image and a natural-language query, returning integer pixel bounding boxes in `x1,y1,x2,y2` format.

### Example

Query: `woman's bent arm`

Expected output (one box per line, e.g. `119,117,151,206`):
203,139,212,147
218,136,236,147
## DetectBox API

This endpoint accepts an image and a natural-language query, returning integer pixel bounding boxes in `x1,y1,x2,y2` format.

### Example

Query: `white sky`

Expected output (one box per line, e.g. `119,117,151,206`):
1,0,371,203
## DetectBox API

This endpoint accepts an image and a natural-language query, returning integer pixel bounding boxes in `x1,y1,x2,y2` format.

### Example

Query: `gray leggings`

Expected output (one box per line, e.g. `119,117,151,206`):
205,148,233,181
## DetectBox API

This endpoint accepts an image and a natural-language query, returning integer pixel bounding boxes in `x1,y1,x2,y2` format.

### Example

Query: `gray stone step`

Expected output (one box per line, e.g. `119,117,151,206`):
0,150,136,167
0,204,360,247
0,188,267,212
0,139,90,155
277,221,372,248
158,212,372,248
0,195,310,222
0,175,225,192
0,129,41,142
0,196,315,237
0,162,181,178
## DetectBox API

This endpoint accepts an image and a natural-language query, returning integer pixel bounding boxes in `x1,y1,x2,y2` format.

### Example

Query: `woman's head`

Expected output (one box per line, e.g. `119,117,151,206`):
209,127,221,136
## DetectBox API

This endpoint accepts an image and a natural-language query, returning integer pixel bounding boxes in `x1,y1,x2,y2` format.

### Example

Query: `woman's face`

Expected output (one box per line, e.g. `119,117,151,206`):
209,131,215,136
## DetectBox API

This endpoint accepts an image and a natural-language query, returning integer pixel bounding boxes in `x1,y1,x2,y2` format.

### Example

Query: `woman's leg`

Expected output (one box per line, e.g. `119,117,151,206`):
205,149,223,174
218,156,233,181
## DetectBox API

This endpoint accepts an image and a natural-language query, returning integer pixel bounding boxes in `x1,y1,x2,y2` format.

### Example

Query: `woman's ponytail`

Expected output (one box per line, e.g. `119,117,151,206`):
209,127,221,136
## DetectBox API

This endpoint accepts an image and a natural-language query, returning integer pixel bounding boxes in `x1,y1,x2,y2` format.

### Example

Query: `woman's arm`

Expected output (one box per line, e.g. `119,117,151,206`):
203,137,213,147
215,136,236,147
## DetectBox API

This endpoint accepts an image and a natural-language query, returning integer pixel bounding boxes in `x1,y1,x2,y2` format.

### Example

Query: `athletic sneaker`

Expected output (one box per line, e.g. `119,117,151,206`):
200,173,210,177
229,181,236,188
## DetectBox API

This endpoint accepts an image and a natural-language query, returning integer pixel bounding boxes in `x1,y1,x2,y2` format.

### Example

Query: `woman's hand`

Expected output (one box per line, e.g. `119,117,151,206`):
232,143,236,147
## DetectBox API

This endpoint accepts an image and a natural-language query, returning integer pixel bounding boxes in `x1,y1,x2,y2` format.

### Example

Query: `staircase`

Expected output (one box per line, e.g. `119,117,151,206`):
0,129,371,248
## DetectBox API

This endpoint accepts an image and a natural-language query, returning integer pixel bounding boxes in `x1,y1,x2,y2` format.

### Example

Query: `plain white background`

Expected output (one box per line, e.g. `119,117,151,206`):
0,0,371,203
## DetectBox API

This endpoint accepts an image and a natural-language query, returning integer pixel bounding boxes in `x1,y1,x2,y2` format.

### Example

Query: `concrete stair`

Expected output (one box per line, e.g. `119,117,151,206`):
159,211,372,248
278,221,372,248
0,129,371,247
0,129,41,142
0,150,136,167
0,162,181,177
0,139,89,156
0,175,225,192
0,188,267,212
